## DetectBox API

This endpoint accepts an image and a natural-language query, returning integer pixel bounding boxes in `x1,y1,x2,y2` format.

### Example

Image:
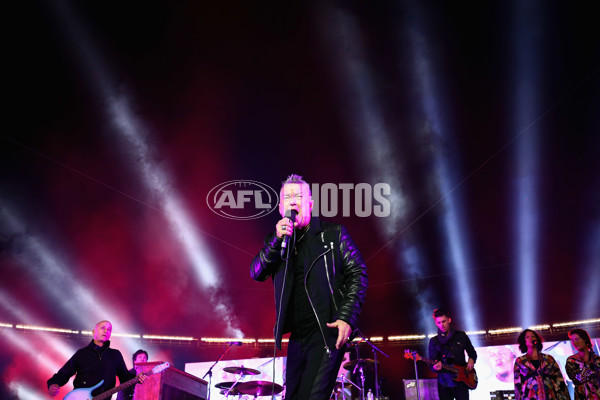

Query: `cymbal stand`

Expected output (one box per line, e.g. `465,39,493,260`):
333,376,343,400
224,371,247,397
201,342,237,400
354,329,390,399
352,362,366,400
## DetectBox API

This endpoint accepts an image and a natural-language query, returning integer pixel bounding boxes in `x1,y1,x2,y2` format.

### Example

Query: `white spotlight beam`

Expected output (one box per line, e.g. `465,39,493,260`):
0,207,140,350
0,290,78,360
316,4,436,334
45,2,242,337
512,1,544,330
10,382,48,400
402,3,480,337
316,6,407,238
581,226,600,317
1,329,65,373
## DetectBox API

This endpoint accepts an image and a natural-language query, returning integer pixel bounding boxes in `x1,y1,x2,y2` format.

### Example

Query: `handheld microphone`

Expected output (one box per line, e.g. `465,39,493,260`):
281,209,298,257
228,341,242,346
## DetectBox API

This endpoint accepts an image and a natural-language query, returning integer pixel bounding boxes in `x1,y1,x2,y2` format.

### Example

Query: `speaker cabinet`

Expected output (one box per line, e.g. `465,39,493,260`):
403,378,438,400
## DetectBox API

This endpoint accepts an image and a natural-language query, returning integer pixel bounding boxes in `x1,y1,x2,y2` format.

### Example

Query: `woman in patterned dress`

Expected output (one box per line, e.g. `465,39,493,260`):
565,328,600,400
513,329,571,400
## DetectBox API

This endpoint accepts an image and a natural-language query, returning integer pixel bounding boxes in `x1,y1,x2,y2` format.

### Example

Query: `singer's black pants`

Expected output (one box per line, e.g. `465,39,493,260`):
285,329,345,400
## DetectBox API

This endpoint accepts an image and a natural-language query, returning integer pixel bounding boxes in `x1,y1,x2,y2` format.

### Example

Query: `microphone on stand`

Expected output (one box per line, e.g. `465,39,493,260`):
228,341,242,346
281,209,298,257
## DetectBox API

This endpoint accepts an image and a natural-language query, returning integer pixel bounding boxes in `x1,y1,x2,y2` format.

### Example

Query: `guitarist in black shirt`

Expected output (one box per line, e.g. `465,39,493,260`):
428,309,477,400
47,321,148,398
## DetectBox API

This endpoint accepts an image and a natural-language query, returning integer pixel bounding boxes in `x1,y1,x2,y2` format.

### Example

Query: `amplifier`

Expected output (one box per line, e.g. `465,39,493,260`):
403,379,438,400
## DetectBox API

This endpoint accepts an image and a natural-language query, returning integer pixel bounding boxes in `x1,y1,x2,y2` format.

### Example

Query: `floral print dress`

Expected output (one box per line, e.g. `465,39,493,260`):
513,353,571,400
565,353,600,400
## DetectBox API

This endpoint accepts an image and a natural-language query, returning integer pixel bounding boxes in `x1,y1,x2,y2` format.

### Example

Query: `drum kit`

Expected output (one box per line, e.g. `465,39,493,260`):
330,358,380,400
213,332,388,400
215,366,283,398
335,330,390,400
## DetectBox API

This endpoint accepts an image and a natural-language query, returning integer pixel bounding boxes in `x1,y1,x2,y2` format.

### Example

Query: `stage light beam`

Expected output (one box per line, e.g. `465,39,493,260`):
402,2,480,338
511,1,544,329
0,204,143,352
45,1,241,336
315,4,435,333
581,226,600,317
9,382,47,400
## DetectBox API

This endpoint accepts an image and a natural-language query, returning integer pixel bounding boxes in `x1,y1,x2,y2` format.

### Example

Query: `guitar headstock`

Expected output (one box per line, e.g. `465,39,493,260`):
403,350,422,361
151,362,170,375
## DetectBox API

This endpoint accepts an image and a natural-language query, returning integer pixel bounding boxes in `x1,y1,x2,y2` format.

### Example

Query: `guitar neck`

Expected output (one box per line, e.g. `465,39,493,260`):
88,362,169,400
93,376,139,400
418,357,459,374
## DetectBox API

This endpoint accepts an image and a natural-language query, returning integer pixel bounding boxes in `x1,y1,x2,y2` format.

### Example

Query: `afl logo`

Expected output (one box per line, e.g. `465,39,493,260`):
207,180,279,220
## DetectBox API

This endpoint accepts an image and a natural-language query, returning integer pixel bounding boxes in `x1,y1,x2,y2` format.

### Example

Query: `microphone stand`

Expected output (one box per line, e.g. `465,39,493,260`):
353,330,390,399
202,343,237,400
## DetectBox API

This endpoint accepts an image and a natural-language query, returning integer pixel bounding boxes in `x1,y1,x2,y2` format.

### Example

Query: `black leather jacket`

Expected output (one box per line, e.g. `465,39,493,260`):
251,217,368,354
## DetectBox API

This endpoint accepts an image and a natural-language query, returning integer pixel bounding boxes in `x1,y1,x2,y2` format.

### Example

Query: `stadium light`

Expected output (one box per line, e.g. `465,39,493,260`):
388,335,427,341
144,335,196,341
488,327,522,335
200,337,255,344
15,325,78,334
553,318,600,328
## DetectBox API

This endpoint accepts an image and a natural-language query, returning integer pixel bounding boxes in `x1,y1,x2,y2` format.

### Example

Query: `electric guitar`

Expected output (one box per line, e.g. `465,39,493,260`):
404,350,478,389
63,362,170,400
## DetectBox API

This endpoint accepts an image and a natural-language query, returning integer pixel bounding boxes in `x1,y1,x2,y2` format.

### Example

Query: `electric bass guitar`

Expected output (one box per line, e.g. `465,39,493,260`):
404,350,478,389
63,362,170,400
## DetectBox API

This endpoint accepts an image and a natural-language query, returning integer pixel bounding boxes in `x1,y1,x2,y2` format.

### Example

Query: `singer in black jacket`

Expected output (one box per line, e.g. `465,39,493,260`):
251,174,368,400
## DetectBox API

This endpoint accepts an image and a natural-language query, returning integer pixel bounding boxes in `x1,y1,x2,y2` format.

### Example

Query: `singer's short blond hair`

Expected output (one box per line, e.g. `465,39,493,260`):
281,174,311,195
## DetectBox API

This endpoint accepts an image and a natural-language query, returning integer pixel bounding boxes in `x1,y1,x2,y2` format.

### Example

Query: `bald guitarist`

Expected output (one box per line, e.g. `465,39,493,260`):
48,321,148,398
428,309,477,400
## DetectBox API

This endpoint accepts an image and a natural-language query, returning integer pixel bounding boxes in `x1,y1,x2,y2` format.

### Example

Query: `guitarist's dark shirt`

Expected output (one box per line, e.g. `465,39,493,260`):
429,330,477,387
116,368,138,400
47,340,135,396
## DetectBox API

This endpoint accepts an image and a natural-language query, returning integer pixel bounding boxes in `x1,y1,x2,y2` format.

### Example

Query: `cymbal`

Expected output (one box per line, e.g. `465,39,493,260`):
333,381,352,390
343,359,379,371
222,366,261,375
215,381,236,390
214,382,242,395
236,381,284,396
